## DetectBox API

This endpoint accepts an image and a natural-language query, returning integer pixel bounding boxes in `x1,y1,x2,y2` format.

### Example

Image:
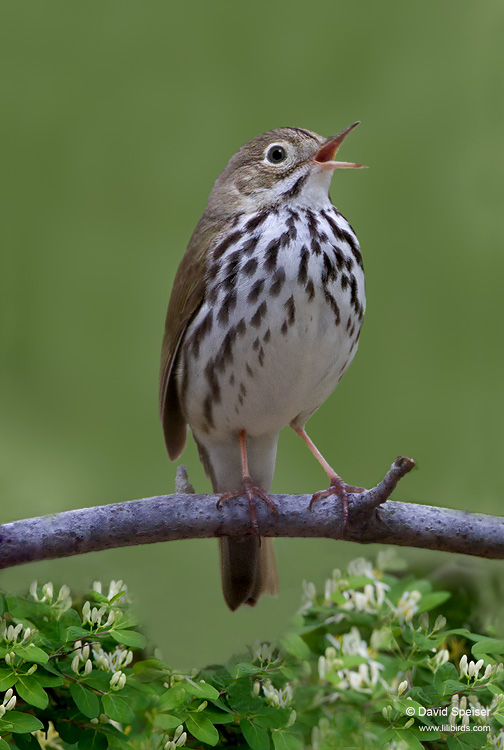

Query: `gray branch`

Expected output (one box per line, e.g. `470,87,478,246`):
1,457,504,570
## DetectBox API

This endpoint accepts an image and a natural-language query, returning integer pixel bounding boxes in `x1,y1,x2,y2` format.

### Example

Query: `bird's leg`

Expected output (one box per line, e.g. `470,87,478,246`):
216,429,278,534
293,427,365,528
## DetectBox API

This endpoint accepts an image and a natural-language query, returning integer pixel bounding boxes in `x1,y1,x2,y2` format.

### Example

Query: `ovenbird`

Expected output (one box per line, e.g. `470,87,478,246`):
159,124,366,610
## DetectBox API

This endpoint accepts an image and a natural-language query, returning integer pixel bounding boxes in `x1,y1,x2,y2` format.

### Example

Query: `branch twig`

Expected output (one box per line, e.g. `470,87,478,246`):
1,456,504,570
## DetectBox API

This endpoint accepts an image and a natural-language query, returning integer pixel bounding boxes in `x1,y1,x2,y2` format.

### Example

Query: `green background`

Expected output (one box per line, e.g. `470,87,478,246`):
1,1,503,667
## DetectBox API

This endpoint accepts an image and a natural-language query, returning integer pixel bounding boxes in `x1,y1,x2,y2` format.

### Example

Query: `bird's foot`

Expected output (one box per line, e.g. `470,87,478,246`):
309,476,366,532
217,475,278,535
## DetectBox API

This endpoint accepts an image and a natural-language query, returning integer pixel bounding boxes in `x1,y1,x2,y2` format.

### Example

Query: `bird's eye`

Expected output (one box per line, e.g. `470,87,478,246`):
266,145,287,164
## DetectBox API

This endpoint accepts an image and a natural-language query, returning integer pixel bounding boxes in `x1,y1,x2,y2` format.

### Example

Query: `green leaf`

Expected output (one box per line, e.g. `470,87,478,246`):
182,679,220,700
0,668,17,690
186,713,219,746
55,719,81,744
415,591,451,613
102,693,135,724
159,684,188,711
66,625,92,639
5,711,44,733
256,709,292,730
78,728,108,750
84,671,114,691
0,740,10,750
271,730,303,750
154,713,183,730
472,637,504,656
70,681,101,719
280,633,310,660
110,629,146,649
204,709,235,724
13,734,41,750
447,736,473,750
16,675,49,709
392,730,425,750
241,719,270,750
15,646,49,664
34,671,64,688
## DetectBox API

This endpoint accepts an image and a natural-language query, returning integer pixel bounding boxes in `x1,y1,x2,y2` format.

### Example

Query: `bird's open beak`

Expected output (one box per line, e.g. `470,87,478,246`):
314,122,366,170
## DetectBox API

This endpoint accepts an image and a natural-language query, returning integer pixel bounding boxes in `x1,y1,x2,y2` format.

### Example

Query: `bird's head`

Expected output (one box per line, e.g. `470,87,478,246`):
206,123,365,217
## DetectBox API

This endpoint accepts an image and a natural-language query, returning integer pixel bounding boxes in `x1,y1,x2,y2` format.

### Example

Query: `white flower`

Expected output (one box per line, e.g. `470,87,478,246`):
251,641,277,663
347,558,376,579
262,680,293,708
92,645,133,672
299,580,317,612
33,720,64,750
42,582,54,602
341,627,369,658
428,648,449,672
396,590,421,624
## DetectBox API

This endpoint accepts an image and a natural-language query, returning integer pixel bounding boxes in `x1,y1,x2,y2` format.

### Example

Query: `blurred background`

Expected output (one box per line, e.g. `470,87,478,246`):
1,1,504,667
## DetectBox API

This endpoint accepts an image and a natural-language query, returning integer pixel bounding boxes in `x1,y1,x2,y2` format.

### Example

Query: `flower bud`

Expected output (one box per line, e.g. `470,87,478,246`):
382,706,391,720
5,695,16,711
110,671,123,688
196,701,208,712
397,680,408,696
71,654,80,673
474,659,484,679
22,628,32,643
418,612,429,630
287,710,297,727
27,664,38,675
82,601,91,622
252,681,261,697
175,733,187,747
434,615,447,631
459,655,468,676
42,582,54,602
84,659,93,676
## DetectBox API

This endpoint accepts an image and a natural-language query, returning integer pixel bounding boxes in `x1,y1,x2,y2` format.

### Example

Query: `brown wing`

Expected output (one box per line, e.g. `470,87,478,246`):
159,214,227,460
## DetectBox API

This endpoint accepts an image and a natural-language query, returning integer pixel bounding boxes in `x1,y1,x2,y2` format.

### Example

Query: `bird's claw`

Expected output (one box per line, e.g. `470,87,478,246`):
309,477,366,533
217,475,278,535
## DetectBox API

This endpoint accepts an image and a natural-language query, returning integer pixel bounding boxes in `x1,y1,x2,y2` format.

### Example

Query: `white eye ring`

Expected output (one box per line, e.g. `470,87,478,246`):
265,143,288,165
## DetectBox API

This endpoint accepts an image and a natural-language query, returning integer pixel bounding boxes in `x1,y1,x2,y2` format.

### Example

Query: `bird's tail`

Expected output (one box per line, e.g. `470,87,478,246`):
219,536,278,611
195,433,279,611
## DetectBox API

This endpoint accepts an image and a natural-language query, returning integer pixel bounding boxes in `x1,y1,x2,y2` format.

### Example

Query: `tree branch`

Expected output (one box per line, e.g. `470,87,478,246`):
1,456,504,570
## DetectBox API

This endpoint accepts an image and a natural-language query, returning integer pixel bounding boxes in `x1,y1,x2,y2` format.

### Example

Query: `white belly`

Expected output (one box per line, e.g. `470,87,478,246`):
178,206,365,441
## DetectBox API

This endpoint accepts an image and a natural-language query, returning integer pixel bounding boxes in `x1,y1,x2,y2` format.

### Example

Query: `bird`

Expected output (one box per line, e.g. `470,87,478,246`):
159,123,366,611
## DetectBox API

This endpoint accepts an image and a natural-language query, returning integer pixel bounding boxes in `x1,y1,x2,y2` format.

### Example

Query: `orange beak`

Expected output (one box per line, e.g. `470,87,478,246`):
314,121,366,170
